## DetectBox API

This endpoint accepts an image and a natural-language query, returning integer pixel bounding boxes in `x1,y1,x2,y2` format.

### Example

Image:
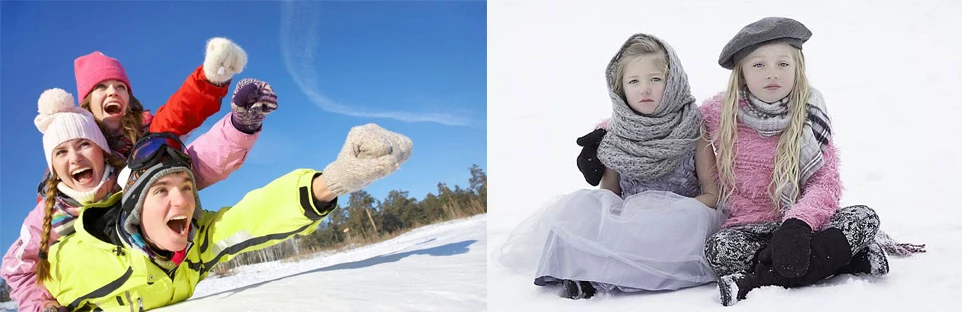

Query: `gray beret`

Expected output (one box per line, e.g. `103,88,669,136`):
718,17,812,69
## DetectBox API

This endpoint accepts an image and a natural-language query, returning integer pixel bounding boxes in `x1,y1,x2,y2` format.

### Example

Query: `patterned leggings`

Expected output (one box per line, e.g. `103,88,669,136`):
704,205,880,277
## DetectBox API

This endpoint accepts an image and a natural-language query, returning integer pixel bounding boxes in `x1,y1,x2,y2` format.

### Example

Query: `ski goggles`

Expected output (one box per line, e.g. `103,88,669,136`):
126,132,191,171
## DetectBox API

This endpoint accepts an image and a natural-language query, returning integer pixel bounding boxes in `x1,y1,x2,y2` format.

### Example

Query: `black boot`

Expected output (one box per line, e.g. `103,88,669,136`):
718,273,759,306
560,280,596,300
718,263,796,306
837,242,889,276
783,227,854,286
717,228,853,306
717,245,779,306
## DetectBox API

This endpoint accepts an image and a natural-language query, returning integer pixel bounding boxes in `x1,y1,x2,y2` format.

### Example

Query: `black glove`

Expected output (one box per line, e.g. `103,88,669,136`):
754,228,852,287
576,128,607,186
768,218,815,278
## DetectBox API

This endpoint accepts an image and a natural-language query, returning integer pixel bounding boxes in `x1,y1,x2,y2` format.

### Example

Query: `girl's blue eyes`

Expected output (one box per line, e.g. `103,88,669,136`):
96,84,127,91
628,77,663,84
753,62,791,68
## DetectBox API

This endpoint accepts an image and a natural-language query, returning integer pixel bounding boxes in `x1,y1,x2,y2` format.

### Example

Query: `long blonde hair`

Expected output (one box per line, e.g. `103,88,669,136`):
35,150,125,284
715,48,811,210
80,90,146,149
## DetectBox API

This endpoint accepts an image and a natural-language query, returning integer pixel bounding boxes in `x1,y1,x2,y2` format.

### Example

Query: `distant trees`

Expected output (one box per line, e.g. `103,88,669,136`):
1,278,10,302
210,164,487,276
300,163,487,250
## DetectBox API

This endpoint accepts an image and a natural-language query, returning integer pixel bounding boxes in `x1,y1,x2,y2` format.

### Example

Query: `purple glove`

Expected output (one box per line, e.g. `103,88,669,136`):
231,78,278,134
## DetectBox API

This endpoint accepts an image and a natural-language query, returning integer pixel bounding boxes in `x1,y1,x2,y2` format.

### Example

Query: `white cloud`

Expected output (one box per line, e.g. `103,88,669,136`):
279,0,471,127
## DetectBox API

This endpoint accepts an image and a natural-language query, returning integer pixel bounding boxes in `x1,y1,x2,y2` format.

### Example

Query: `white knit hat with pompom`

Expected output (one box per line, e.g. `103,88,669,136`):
34,88,111,170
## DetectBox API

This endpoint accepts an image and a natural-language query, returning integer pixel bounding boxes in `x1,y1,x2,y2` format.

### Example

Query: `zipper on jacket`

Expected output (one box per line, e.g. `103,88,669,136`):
124,291,135,312
167,241,194,280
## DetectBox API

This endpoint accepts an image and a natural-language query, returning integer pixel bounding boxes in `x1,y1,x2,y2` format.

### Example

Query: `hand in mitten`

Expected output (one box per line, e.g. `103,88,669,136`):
320,123,413,195
756,228,852,287
576,128,607,186
203,37,247,85
231,78,278,134
768,218,815,278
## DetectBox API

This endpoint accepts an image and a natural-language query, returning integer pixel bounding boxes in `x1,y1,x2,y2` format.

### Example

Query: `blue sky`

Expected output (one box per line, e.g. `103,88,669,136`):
0,1,486,251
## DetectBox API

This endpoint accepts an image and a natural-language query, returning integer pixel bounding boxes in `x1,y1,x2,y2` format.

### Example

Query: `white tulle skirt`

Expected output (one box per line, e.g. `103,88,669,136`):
496,189,724,292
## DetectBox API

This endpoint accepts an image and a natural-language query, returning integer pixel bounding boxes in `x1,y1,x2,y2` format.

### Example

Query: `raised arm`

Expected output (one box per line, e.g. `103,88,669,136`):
148,37,247,136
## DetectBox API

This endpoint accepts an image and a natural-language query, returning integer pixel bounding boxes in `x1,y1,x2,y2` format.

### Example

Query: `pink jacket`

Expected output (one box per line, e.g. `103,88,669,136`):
700,92,843,230
1,113,258,312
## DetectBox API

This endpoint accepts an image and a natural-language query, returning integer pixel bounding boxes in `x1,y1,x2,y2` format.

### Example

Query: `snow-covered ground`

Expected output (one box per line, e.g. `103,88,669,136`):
2,215,487,312
160,214,486,311
487,0,961,311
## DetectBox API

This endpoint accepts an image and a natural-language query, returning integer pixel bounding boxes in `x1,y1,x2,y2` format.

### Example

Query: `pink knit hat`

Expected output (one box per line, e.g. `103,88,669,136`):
34,88,112,170
74,51,132,101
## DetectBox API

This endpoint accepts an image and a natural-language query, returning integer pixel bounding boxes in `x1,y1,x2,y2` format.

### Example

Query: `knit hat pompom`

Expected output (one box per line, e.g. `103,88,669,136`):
35,88,93,134
36,88,77,133
33,88,110,170
37,88,75,115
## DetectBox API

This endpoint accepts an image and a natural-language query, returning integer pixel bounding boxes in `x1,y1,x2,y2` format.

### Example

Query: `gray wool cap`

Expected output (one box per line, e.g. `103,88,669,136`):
718,17,812,69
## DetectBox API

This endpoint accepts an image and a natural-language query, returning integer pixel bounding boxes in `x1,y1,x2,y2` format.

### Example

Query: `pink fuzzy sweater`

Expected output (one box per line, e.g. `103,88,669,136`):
700,92,843,230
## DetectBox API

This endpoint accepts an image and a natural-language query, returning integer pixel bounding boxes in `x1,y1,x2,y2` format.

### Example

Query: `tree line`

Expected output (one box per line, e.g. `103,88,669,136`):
209,164,487,276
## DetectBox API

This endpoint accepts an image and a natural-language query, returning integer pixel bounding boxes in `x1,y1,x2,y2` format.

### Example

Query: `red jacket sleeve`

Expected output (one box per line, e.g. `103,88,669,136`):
148,65,229,135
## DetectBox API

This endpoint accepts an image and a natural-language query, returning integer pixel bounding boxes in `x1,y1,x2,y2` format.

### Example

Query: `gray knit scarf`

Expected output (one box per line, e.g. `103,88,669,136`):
737,87,831,209
597,34,701,180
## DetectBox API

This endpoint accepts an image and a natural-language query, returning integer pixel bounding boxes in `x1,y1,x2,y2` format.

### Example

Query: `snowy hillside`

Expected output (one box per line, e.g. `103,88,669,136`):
2,215,486,312
158,214,487,311
487,0,960,311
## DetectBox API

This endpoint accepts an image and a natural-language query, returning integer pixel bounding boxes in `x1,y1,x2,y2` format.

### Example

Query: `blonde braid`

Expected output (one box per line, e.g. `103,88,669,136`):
35,175,59,284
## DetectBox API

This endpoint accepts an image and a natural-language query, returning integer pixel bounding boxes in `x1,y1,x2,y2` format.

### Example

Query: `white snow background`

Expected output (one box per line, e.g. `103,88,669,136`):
487,0,963,311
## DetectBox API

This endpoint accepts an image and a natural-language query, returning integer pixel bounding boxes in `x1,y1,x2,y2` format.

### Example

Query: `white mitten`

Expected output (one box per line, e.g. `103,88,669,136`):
321,123,413,195
203,37,248,85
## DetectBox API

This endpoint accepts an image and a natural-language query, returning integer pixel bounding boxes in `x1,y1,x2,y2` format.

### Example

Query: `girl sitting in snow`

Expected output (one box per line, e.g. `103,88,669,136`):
29,90,412,311
699,17,924,306
1,37,276,312
499,33,723,300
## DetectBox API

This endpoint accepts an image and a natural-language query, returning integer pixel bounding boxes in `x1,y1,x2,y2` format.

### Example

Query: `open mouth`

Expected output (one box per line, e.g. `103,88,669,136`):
104,102,123,115
166,216,189,236
71,168,95,185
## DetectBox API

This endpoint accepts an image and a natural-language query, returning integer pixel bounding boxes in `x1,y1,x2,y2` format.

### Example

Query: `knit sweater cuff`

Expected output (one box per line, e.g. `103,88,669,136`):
319,165,354,196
